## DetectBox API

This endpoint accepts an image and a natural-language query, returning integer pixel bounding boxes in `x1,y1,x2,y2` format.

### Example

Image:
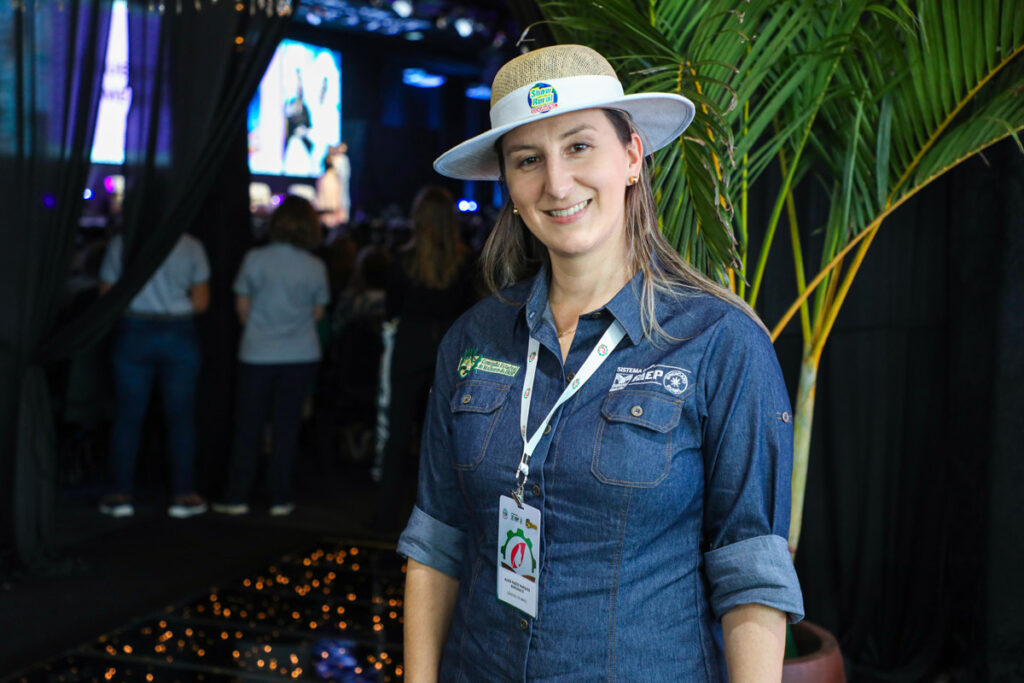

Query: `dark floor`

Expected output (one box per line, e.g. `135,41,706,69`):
0,451,406,681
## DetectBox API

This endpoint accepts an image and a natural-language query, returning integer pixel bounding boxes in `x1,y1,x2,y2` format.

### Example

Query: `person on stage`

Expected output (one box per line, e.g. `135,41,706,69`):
397,44,804,681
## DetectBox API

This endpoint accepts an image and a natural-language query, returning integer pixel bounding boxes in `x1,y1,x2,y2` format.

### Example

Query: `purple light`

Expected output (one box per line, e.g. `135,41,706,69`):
43,194,57,209
271,194,284,207
104,176,118,194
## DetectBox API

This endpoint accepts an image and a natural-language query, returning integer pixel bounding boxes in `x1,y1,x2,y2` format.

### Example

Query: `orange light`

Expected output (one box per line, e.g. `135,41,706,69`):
234,36,244,45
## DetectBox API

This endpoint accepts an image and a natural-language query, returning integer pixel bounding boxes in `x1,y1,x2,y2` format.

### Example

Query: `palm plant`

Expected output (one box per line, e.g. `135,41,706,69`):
535,0,1024,554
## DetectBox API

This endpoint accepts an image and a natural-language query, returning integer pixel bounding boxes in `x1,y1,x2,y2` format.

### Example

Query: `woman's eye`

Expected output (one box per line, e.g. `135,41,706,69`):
569,142,590,153
518,155,540,168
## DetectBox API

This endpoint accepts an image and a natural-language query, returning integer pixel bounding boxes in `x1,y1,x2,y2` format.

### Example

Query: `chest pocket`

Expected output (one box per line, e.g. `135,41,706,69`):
592,390,683,487
448,378,511,470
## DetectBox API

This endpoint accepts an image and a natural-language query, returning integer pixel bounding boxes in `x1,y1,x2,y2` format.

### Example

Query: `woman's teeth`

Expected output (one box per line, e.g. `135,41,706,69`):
548,200,588,217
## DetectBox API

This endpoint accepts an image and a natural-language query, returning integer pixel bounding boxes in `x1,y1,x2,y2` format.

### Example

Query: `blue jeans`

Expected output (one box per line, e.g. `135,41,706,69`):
224,361,318,505
110,316,200,496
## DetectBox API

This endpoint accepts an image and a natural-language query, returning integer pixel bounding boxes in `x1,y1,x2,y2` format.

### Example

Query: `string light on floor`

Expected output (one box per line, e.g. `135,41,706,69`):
14,542,406,681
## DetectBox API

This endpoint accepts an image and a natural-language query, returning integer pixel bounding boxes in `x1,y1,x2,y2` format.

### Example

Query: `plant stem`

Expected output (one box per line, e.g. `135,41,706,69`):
777,146,811,342
789,350,818,555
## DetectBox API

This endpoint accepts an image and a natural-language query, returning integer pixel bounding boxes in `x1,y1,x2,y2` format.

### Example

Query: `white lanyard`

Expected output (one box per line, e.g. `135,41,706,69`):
511,319,626,504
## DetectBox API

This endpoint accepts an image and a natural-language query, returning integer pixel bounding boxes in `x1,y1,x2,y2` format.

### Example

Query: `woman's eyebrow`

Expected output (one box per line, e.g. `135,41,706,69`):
559,124,595,139
504,124,599,155
503,142,538,154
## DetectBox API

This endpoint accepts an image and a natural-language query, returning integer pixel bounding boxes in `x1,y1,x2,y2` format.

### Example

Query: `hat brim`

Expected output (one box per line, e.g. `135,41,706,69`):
433,93,695,181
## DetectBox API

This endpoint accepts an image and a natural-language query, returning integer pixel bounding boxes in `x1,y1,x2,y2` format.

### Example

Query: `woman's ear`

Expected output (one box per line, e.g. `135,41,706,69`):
626,132,644,179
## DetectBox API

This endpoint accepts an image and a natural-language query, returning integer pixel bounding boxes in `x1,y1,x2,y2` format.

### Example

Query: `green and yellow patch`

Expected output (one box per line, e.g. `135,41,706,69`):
458,347,520,378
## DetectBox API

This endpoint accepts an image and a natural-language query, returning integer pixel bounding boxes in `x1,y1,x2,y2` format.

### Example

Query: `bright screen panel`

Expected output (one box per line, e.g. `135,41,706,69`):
90,0,130,165
247,39,341,178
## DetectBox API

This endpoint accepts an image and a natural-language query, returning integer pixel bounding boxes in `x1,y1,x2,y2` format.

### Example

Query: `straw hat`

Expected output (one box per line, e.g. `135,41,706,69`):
433,44,695,180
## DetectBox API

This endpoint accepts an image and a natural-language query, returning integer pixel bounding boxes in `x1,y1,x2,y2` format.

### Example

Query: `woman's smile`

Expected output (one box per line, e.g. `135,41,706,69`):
545,199,591,219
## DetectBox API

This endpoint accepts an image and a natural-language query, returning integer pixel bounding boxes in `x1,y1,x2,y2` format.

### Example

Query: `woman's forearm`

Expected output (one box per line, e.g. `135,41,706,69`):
721,603,787,683
404,558,459,683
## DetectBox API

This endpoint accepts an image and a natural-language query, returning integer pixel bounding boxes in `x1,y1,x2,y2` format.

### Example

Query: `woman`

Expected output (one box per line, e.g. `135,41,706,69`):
375,186,476,531
97,232,210,519
397,45,804,681
214,196,329,517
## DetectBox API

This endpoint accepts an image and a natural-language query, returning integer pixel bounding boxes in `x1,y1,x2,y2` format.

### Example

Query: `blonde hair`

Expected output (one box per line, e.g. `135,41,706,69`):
480,108,766,341
407,186,466,289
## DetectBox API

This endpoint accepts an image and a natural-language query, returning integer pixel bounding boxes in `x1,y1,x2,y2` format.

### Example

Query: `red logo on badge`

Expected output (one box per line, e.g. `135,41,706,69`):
510,541,527,570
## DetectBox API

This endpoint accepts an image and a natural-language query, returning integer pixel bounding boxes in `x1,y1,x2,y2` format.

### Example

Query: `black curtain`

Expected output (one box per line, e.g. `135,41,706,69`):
772,139,1024,681
0,1,112,571
0,1,290,571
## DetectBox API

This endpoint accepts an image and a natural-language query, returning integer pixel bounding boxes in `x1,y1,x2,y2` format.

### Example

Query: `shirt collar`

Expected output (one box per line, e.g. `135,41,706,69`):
520,266,645,346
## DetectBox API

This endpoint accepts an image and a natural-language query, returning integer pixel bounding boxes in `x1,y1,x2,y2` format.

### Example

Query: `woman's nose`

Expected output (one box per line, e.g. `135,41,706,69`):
543,158,574,199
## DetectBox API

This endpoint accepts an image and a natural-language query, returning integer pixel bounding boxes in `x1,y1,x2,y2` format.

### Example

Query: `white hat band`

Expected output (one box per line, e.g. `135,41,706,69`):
490,75,625,130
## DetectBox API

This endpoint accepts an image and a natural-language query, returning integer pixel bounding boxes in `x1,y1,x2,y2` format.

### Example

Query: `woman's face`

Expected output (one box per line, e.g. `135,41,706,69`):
501,109,642,265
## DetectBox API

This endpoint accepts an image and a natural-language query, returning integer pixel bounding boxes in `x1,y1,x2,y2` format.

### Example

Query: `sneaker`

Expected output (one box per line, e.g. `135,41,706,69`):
168,493,208,518
211,501,250,516
99,494,134,518
269,503,296,517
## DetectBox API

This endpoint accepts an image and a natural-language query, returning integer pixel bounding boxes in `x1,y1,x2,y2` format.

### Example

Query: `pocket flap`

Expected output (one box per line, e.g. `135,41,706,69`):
450,378,510,414
601,390,682,433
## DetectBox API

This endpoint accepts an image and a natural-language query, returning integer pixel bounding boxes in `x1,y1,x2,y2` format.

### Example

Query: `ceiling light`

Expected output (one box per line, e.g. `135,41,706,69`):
465,84,491,101
453,17,473,38
392,0,412,18
403,68,446,88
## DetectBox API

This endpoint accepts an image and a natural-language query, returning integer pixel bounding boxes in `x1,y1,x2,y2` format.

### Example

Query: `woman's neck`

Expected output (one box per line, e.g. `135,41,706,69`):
547,250,632,333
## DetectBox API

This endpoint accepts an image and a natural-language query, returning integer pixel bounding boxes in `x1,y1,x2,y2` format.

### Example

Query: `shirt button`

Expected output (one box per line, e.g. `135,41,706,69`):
519,618,529,631
543,423,552,435
630,405,644,417
566,372,575,382
461,394,472,404
531,484,541,497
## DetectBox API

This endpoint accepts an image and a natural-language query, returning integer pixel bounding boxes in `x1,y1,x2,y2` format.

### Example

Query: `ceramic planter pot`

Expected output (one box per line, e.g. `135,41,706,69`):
782,620,846,683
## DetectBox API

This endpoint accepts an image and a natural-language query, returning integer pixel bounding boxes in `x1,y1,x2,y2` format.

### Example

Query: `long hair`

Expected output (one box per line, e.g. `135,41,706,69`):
269,195,321,249
479,108,766,341
407,186,465,289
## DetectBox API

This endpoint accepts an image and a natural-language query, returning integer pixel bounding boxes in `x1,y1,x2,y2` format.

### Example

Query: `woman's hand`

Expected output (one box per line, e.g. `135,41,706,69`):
722,603,787,682
404,559,458,683
235,295,250,326
190,282,210,313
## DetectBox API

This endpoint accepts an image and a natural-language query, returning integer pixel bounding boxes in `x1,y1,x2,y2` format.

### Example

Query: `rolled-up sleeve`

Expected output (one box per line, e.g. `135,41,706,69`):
699,310,804,623
704,534,803,622
394,329,469,579
397,506,466,578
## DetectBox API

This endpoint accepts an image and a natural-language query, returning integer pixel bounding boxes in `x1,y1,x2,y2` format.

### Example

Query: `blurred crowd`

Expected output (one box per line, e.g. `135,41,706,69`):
52,187,492,530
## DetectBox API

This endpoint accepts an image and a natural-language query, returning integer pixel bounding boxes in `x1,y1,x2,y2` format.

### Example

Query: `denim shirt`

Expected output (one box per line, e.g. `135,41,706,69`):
397,268,804,682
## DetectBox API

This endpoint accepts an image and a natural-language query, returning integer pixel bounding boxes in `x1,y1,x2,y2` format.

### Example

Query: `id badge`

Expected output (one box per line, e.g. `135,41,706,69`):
496,495,541,617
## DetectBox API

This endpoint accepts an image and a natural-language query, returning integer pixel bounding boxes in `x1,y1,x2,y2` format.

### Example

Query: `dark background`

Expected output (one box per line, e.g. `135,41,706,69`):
1,2,1022,681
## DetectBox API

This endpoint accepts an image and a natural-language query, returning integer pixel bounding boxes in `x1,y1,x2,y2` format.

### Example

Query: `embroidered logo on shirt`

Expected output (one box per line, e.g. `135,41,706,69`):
458,347,521,378
611,364,692,396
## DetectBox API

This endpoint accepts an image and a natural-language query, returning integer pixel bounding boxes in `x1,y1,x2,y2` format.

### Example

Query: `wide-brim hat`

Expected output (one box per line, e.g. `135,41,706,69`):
433,44,696,181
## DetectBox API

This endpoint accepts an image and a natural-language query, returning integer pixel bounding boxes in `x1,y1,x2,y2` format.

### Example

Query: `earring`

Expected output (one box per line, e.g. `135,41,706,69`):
628,175,639,186
512,206,519,215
